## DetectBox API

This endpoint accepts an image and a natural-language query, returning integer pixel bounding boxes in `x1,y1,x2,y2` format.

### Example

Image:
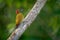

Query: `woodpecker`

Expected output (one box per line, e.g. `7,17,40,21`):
16,9,24,28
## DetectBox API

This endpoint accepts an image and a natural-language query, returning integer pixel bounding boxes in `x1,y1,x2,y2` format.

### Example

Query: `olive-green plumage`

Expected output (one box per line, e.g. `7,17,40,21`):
16,10,24,27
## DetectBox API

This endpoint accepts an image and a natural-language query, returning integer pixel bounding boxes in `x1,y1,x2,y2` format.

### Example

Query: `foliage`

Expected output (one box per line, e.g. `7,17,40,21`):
0,0,60,40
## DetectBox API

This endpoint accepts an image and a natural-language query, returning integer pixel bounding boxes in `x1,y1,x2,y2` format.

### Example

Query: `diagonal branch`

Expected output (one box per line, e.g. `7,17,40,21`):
7,0,47,40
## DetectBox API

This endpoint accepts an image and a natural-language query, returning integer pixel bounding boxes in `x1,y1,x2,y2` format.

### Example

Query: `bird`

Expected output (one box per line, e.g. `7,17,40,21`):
16,9,24,28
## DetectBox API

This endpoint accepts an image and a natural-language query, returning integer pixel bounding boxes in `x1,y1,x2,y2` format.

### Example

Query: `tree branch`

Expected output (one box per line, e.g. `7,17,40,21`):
7,0,47,40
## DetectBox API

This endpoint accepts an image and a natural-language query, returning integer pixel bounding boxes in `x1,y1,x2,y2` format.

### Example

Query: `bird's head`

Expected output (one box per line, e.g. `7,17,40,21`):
16,7,24,14
16,9,19,14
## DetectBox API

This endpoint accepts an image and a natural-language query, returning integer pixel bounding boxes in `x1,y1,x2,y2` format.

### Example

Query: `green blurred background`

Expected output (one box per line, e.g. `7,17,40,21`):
0,0,60,40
